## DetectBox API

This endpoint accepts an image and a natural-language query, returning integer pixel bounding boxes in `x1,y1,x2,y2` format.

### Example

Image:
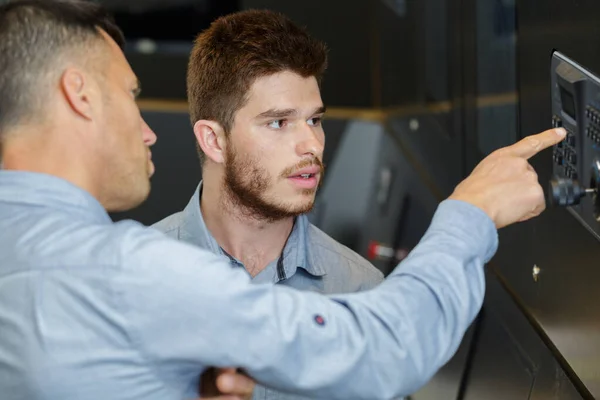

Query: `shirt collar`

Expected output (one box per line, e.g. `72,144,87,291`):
0,170,112,225
282,212,326,277
181,181,326,277
179,182,222,255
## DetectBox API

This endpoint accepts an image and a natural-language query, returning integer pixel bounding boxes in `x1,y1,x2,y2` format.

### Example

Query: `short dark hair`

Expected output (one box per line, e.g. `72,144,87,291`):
187,9,328,163
0,0,125,134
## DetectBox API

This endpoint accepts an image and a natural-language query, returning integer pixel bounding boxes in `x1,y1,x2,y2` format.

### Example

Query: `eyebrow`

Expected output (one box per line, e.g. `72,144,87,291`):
313,105,327,115
255,105,327,120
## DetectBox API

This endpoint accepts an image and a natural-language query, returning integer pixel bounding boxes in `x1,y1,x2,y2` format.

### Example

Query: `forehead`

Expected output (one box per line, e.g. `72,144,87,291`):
99,29,136,80
245,71,321,108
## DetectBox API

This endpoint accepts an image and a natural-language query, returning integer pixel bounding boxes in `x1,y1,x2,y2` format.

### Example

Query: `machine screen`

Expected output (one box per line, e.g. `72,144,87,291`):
560,85,577,120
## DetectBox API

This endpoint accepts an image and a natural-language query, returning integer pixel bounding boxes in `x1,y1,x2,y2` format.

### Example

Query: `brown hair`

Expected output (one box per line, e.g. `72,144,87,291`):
187,9,328,163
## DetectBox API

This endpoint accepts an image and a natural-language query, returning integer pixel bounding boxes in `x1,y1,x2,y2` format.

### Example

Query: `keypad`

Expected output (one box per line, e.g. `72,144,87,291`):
553,113,578,179
586,106,600,145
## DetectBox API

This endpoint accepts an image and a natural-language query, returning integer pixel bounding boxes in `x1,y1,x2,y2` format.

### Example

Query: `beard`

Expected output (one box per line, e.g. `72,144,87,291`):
223,142,324,222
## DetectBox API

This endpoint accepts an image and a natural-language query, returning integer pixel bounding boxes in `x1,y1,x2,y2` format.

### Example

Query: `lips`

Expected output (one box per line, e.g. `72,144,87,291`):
287,164,321,190
288,165,320,179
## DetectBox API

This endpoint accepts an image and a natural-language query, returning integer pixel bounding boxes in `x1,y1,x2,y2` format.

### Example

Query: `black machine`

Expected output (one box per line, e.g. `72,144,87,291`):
549,52,600,239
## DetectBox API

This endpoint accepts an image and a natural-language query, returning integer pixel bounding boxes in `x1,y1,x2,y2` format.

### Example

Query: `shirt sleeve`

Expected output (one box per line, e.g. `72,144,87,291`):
118,199,497,400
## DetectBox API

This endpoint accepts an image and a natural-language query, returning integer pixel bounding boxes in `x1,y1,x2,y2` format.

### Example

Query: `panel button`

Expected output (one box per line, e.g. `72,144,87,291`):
552,115,563,128
554,154,564,165
568,152,577,164
553,150,563,165
566,132,576,146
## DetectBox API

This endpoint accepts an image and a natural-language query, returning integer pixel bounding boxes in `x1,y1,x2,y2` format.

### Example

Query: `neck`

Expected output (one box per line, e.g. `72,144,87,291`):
1,126,100,202
201,167,294,277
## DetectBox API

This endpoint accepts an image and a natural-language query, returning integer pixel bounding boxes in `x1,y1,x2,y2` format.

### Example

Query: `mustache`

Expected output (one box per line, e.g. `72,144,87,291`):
280,158,325,178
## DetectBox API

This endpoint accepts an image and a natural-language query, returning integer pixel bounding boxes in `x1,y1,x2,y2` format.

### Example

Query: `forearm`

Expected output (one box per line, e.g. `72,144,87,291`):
242,200,496,399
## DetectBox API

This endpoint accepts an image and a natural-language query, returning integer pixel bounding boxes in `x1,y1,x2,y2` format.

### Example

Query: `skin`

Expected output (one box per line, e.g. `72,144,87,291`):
195,71,326,277
448,129,567,229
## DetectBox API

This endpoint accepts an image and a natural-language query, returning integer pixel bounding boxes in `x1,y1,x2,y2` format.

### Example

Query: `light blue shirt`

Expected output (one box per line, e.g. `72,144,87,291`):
153,183,384,291
0,171,498,400
153,183,385,400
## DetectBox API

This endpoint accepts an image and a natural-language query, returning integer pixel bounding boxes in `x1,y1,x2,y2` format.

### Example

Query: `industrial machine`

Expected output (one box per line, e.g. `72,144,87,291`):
549,52,600,238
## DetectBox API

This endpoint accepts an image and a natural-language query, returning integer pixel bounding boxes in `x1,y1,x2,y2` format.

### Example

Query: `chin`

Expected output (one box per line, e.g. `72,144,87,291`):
136,183,152,205
287,199,316,216
109,183,151,213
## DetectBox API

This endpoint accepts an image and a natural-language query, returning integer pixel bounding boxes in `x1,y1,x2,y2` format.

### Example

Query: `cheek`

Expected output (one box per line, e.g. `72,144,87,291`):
235,131,289,178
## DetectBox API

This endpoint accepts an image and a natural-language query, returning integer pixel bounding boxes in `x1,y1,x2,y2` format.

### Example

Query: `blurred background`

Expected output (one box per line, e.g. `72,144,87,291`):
31,0,600,398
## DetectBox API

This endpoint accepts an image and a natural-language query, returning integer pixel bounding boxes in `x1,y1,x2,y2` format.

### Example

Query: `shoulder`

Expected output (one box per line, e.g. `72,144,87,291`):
151,211,185,239
306,223,384,289
112,218,206,262
105,219,237,291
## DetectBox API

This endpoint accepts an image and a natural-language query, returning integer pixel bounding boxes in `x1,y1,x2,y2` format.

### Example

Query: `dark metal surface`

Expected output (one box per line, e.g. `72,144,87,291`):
375,0,421,107
487,1,600,397
105,0,238,41
126,51,190,99
530,334,585,400
461,311,535,399
513,207,600,398
408,0,599,398
460,272,583,400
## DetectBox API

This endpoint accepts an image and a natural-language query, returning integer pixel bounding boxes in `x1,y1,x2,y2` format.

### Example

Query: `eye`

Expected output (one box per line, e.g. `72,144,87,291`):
132,87,142,99
268,119,287,129
308,117,322,127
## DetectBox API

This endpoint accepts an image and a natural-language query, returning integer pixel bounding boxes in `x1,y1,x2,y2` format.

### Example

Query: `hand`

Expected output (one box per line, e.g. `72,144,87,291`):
198,367,255,400
449,127,566,229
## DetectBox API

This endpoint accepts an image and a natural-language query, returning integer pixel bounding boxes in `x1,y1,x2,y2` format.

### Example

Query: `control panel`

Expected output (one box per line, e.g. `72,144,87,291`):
550,51,600,239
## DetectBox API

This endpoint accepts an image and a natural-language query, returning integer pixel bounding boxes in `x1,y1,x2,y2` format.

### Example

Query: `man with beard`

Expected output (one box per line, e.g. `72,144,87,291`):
150,9,469,399
150,11,390,398
154,10,383,312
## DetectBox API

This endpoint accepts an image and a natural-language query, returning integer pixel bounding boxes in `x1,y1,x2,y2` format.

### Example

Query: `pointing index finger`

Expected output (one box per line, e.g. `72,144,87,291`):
504,128,566,159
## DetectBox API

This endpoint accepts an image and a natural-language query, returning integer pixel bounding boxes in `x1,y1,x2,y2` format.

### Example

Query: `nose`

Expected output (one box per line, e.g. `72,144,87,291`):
295,123,324,159
141,118,157,146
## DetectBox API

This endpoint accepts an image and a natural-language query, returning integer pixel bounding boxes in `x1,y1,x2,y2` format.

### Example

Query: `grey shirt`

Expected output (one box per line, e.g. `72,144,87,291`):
153,184,385,400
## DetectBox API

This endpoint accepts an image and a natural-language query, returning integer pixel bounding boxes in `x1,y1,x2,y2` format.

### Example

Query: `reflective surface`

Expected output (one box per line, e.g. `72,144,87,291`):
492,0,600,397
462,272,582,400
